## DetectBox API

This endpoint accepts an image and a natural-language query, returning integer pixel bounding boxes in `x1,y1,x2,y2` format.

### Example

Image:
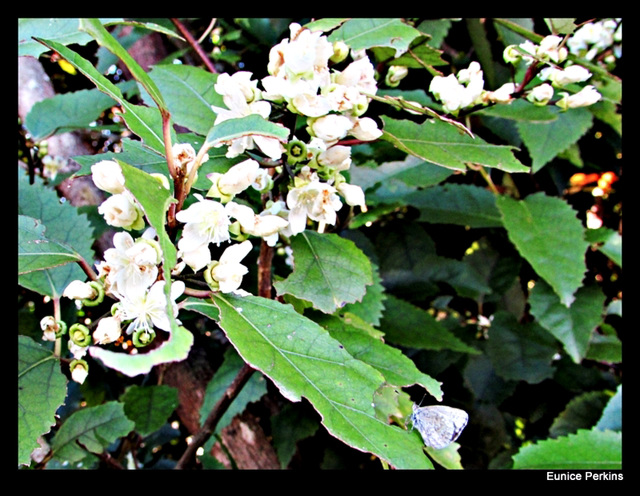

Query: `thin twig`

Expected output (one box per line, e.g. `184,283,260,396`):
170,18,217,74
174,363,255,469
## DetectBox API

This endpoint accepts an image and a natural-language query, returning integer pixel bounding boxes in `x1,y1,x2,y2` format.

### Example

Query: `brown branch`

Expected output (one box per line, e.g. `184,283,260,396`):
173,362,255,469
170,18,217,74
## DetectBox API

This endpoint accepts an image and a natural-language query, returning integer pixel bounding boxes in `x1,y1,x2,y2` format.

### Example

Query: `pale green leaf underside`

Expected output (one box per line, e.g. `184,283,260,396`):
212,292,432,469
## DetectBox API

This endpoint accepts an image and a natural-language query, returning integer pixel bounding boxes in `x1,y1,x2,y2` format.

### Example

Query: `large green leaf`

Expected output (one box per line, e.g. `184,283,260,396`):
146,64,222,136
328,18,421,57
18,336,68,466
512,428,621,469
18,169,94,297
381,116,529,173
496,192,589,307
51,401,135,464
79,18,167,113
24,88,116,141
529,281,605,363
211,292,432,469
315,313,443,400
516,106,593,173
485,311,557,384
404,183,503,228
18,215,81,274
274,231,374,314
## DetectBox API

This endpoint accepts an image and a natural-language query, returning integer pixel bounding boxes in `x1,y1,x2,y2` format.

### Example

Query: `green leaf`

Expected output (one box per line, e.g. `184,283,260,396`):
51,401,135,464
18,169,94,297
212,292,433,469
381,116,529,173
339,264,386,326
18,215,81,274
121,385,180,437
315,313,443,400
18,18,104,57
486,311,557,384
18,336,68,466
529,281,605,363
404,183,503,228
516,106,593,173
328,18,421,57
24,88,116,141
512,428,621,469
380,294,479,355
34,37,170,154
549,390,611,438
596,385,621,432
204,114,290,151
145,64,223,136
274,231,373,314
496,192,589,307
586,227,622,267
117,159,177,269
79,18,167,113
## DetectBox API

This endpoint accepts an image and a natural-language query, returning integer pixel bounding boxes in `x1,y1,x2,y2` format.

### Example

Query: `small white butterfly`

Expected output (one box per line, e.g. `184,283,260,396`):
409,404,469,450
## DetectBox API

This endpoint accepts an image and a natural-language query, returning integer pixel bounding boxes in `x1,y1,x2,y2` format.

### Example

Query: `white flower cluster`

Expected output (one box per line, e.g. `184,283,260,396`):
567,19,622,62
503,35,603,110
177,21,379,273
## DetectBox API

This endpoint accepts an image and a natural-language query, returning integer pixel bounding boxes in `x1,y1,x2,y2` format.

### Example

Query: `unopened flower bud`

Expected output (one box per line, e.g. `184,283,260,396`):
69,359,89,384
385,65,409,87
91,160,125,194
69,323,92,347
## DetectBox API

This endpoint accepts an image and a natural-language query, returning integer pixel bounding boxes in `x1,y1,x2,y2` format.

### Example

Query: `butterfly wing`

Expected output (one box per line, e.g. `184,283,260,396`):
411,404,468,450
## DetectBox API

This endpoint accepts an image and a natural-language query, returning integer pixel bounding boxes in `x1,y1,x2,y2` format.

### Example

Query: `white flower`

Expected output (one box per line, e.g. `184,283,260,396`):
557,85,602,110
207,159,261,201
267,23,333,84
70,361,89,384
63,280,97,300
429,62,484,113
333,57,378,96
211,72,283,160
99,231,161,296
98,193,145,230
308,114,354,144
119,280,185,335
336,182,367,210
527,83,555,106
486,82,516,103
225,202,289,246
286,180,342,234
537,35,568,63
208,240,253,294
93,315,122,345
91,160,125,194
348,117,383,141
176,195,233,271
317,145,352,172
40,316,58,342
541,65,592,87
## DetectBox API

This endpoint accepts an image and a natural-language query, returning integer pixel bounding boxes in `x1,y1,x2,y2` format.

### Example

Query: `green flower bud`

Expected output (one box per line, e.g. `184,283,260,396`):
132,328,156,348
81,281,105,307
286,140,308,165
69,323,92,347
